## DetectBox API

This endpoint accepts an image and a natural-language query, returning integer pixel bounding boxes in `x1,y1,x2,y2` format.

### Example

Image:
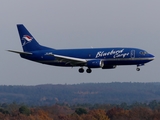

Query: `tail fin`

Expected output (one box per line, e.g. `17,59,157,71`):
17,24,45,52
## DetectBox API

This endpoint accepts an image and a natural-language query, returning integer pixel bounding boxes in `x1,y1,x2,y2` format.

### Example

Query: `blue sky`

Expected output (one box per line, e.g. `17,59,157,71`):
0,1,159,85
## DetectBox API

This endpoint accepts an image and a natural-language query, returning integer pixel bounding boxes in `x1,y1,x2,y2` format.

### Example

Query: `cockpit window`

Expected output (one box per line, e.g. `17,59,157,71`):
139,51,148,55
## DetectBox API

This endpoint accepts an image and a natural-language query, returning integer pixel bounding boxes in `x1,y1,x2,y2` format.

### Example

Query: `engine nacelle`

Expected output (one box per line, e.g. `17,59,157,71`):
87,60,104,68
102,65,116,69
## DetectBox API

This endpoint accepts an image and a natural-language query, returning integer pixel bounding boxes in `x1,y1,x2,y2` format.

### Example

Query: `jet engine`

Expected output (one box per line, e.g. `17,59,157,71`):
87,60,104,68
102,65,116,69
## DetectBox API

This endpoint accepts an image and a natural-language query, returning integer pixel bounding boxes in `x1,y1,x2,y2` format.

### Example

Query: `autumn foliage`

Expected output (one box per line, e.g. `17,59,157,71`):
0,102,160,120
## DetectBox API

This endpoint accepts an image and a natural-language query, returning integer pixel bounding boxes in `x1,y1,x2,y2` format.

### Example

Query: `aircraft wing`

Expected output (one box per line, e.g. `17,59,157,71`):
46,53,87,66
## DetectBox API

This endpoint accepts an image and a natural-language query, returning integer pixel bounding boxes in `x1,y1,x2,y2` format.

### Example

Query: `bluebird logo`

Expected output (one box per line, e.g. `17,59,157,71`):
22,35,33,46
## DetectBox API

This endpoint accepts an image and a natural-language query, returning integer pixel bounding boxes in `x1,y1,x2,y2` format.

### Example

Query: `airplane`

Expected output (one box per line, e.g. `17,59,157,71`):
8,24,154,73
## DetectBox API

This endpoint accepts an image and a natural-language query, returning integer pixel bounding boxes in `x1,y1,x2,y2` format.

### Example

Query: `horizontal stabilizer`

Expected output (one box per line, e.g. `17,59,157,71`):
7,50,32,55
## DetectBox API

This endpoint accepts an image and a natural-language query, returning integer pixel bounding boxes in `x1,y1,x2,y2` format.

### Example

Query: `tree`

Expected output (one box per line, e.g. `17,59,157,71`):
130,107,153,120
149,100,158,109
19,105,30,116
75,108,87,115
89,109,110,120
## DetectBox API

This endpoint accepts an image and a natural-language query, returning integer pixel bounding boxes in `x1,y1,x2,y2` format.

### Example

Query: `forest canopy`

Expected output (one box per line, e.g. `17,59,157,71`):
0,82,160,106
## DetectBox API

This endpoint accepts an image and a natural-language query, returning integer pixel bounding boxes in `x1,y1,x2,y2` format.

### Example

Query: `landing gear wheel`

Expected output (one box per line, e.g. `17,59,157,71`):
86,68,92,73
79,68,84,73
136,68,140,71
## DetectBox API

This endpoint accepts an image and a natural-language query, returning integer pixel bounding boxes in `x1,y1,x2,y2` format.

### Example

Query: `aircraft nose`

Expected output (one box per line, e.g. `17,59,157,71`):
149,54,155,60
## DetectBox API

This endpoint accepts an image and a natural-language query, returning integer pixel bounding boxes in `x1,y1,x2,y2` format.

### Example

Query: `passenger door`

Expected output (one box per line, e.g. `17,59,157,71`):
131,50,135,58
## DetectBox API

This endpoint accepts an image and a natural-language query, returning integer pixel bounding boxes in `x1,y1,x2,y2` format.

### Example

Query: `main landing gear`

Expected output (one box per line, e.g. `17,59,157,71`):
86,68,92,73
79,68,84,73
79,68,92,73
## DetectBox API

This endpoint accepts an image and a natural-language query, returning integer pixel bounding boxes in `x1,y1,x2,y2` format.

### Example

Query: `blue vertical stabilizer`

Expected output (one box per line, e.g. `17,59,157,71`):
17,24,50,52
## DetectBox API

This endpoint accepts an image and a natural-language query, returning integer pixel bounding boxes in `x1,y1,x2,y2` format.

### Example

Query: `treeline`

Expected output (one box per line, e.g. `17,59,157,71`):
1,102,160,120
0,82,160,105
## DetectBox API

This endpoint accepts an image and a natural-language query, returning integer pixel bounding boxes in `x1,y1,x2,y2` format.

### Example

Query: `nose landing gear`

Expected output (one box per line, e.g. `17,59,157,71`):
136,64,144,71
136,67,140,71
